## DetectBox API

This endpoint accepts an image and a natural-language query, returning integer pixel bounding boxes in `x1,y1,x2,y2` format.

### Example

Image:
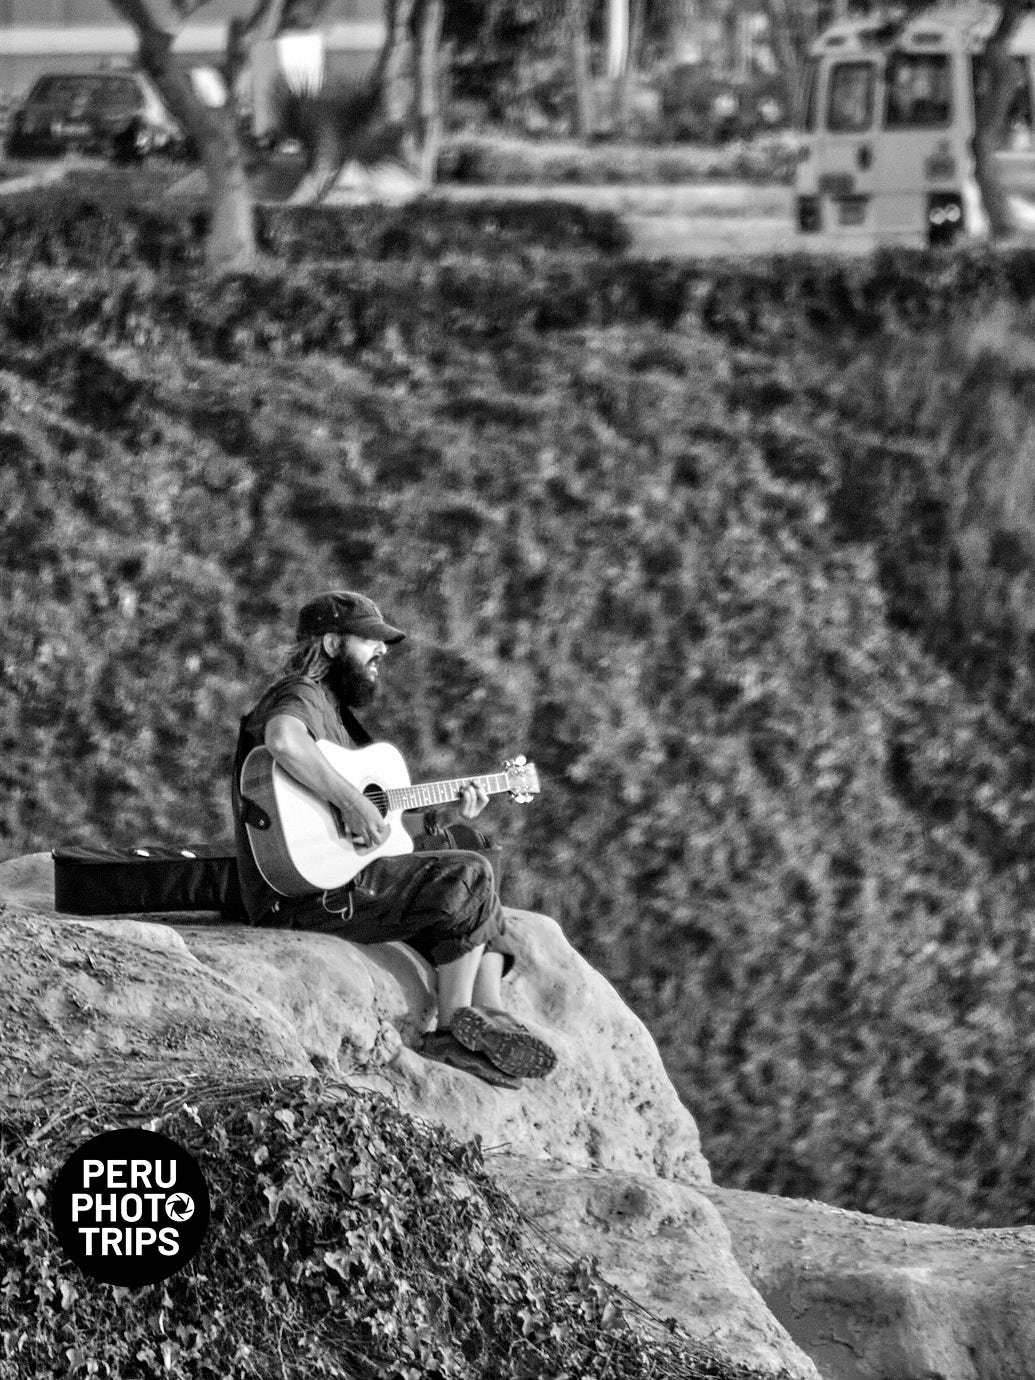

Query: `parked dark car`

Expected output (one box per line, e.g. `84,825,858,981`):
5,70,183,161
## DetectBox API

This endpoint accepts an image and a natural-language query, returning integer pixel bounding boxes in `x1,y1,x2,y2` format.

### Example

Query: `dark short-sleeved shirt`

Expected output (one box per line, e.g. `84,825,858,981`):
232,675,363,924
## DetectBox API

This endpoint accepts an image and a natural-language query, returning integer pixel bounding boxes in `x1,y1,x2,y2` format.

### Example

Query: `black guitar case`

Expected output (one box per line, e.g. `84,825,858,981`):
52,843,246,921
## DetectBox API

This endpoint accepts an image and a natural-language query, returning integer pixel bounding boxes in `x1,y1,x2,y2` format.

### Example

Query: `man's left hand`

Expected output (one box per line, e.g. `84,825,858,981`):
457,782,489,819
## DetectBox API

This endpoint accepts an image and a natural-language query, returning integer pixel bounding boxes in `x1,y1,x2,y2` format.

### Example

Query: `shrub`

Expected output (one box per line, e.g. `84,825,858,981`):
436,133,798,185
0,193,629,273
0,1078,747,1380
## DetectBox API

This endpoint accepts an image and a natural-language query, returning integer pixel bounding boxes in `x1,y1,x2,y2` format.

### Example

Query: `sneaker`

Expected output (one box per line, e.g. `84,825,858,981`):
420,1030,523,1089
450,1006,558,1079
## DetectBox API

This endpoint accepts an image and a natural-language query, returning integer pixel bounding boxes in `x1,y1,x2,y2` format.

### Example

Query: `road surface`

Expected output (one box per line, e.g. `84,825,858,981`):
0,160,923,258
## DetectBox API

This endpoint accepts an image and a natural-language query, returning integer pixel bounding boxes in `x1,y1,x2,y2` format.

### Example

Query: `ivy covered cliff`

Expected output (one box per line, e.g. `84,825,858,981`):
4,207,1035,1227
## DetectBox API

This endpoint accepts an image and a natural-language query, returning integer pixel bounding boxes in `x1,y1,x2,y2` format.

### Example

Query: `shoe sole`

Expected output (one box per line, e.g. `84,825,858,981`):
451,1007,557,1079
421,1033,522,1089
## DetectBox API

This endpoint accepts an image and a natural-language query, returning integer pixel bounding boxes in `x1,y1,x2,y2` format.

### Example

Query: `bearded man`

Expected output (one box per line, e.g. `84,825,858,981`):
232,590,557,1088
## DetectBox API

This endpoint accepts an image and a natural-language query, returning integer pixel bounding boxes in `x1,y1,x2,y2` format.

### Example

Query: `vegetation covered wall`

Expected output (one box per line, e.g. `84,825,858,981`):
4,212,1035,1228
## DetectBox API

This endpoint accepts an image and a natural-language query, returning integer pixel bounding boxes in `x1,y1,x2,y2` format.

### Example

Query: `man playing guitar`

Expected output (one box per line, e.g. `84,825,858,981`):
232,589,557,1088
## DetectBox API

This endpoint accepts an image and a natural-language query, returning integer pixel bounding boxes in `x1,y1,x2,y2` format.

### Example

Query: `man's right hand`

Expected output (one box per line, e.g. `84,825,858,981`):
339,797,389,850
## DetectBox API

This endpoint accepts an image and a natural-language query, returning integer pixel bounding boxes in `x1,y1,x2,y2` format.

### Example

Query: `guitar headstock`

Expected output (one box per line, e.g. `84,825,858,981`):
504,755,540,803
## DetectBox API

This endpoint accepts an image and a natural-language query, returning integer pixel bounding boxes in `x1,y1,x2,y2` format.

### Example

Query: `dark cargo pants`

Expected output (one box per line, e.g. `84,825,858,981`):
267,848,514,973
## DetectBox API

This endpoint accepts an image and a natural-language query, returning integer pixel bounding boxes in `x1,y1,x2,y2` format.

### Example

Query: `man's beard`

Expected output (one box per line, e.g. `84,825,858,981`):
327,654,379,709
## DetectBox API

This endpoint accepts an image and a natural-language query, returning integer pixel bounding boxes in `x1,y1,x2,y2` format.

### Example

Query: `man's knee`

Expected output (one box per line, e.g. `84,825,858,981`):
451,850,496,894
412,853,502,942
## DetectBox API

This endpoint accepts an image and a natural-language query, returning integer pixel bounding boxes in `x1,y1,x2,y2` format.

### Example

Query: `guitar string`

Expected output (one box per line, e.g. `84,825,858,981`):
361,772,540,815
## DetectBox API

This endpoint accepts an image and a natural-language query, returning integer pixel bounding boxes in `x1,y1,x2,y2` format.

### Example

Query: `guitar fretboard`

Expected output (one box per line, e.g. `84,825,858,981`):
386,775,512,812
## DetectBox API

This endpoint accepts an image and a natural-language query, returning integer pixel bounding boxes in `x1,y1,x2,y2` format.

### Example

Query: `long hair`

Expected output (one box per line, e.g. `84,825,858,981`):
282,636,334,681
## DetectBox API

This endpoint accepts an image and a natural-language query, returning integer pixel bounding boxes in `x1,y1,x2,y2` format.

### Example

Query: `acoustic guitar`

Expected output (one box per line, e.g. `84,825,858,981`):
240,738,540,896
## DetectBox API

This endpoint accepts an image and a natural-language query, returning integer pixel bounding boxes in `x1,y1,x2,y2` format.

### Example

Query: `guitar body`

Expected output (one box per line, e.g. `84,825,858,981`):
240,739,415,897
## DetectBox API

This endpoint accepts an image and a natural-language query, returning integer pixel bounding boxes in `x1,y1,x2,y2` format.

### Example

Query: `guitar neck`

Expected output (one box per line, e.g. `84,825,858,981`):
387,773,513,813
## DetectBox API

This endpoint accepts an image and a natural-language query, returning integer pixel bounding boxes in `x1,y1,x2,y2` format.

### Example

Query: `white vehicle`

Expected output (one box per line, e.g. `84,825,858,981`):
795,4,1035,245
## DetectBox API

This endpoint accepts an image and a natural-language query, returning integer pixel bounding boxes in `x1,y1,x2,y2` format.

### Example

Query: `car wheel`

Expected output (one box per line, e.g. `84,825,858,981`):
111,121,145,164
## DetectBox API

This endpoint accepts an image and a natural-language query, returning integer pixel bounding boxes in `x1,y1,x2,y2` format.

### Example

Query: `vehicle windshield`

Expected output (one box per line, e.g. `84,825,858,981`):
826,61,876,132
29,75,142,111
883,52,952,128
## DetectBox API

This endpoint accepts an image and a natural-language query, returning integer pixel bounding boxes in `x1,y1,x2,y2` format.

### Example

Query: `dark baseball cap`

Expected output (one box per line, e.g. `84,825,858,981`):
295,590,406,644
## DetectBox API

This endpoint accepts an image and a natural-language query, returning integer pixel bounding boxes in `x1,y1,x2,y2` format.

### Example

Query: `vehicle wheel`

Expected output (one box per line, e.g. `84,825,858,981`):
111,119,147,164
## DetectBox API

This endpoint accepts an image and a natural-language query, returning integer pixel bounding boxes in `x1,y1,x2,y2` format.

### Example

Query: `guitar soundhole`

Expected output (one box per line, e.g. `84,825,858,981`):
363,785,388,817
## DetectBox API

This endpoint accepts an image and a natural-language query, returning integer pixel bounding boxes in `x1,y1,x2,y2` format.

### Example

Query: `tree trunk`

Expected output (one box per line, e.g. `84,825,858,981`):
200,119,259,270
663,0,699,64
569,0,593,140
413,0,445,184
285,0,421,203
381,0,417,126
108,0,258,273
616,0,646,136
973,0,1023,242
759,0,809,117
605,0,629,81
